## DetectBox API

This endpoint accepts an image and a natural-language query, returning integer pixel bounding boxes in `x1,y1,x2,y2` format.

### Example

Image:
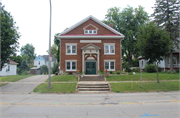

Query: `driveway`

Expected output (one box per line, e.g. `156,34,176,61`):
0,75,50,94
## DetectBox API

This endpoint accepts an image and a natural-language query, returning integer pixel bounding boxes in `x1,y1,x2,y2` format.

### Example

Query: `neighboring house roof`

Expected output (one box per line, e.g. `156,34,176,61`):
57,15,125,38
41,55,55,62
9,60,18,65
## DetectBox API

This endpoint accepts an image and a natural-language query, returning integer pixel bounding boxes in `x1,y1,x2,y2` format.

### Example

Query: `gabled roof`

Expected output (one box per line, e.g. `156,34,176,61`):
34,55,56,62
57,15,125,38
81,43,101,50
9,60,18,65
41,55,55,61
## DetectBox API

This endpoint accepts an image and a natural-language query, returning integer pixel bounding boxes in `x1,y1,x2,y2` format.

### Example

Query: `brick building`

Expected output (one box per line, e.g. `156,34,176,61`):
57,15,125,74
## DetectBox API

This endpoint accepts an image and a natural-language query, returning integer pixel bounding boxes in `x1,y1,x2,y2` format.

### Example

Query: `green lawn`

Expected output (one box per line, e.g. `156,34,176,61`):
110,81,179,93
46,75,78,82
0,75,34,82
0,83,8,87
107,72,179,81
33,83,77,93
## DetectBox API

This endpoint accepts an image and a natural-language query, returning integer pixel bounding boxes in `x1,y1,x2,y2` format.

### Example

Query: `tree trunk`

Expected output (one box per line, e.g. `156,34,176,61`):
127,54,132,66
155,62,159,83
170,50,173,72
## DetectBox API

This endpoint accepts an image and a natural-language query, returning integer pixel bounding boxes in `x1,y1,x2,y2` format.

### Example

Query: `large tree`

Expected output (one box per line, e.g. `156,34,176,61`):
137,22,172,83
54,33,60,63
20,43,36,65
10,54,23,68
103,5,149,66
151,0,180,72
0,2,20,70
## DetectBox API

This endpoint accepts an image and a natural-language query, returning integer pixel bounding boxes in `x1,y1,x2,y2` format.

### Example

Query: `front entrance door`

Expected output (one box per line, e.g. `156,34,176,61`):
86,62,96,74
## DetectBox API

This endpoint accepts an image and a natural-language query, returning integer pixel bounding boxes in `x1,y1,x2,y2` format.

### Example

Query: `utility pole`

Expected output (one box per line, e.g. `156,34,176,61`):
48,0,52,88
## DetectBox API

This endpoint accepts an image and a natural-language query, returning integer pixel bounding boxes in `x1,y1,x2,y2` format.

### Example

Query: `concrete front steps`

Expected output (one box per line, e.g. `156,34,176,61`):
77,81,111,92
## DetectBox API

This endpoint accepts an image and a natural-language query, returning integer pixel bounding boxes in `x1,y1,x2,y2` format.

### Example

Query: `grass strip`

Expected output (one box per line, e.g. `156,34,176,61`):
110,81,179,93
0,75,34,82
33,83,77,93
46,75,78,82
0,83,8,87
107,72,179,81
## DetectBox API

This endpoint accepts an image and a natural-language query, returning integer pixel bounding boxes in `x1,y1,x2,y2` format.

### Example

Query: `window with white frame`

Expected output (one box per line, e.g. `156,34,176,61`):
84,30,97,34
104,45,115,54
66,61,76,71
66,45,77,54
104,61,115,71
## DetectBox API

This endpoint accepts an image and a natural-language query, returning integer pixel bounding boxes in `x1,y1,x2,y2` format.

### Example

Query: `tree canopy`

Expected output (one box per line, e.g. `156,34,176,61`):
0,2,20,69
151,0,180,71
137,22,172,83
103,5,149,65
20,43,36,65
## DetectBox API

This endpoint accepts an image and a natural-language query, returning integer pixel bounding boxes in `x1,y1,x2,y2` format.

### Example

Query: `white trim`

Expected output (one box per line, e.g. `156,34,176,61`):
66,45,77,55
84,30,97,34
57,15,125,36
104,60,116,61
83,24,98,30
80,40,101,43
65,60,77,62
65,61,77,71
104,61,115,71
103,43,115,45
57,36,124,38
65,43,77,45
104,45,115,55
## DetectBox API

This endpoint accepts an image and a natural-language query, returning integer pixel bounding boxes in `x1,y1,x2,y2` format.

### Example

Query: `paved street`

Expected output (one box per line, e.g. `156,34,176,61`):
0,75,48,94
0,91,179,118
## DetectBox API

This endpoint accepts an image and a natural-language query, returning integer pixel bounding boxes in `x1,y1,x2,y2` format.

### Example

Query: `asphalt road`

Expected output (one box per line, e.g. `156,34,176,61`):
0,75,48,94
0,91,179,118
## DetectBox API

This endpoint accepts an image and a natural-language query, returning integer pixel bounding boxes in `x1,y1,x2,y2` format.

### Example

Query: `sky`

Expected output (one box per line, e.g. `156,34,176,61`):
1,0,156,56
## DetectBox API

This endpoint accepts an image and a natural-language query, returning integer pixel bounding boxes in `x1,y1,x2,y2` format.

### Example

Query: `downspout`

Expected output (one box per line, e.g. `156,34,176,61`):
120,38,124,72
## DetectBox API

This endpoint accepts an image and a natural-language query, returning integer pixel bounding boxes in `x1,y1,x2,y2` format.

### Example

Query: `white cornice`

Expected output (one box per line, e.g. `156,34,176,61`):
57,36,124,39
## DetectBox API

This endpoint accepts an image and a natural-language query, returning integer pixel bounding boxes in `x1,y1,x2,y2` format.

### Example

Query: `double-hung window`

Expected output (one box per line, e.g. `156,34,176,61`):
66,44,77,54
66,61,76,71
104,61,115,71
104,44,115,54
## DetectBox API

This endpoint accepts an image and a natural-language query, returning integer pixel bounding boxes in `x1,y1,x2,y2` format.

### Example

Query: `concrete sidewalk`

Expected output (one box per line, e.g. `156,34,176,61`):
0,75,49,94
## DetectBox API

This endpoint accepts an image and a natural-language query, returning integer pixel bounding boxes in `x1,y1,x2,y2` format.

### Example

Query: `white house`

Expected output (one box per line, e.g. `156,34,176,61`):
138,48,179,71
34,55,56,68
0,60,18,76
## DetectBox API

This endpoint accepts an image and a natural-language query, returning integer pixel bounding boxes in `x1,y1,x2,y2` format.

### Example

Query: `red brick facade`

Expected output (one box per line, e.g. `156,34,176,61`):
58,16,124,74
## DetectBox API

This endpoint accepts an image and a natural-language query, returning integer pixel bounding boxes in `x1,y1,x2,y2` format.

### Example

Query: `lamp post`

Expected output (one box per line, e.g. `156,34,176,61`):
48,0,52,88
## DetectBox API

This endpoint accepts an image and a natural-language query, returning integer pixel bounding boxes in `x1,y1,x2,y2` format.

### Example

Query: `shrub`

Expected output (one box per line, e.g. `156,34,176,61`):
122,61,131,72
132,67,140,73
113,72,116,74
110,71,113,74
145,64,156,73
40,65,48,74
69,72,73,75
116,70,120,75
52,63,59,74
128,72,133,75
167,70,171,74
19,59,29,74
175,69,179,73
21,70,29,75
